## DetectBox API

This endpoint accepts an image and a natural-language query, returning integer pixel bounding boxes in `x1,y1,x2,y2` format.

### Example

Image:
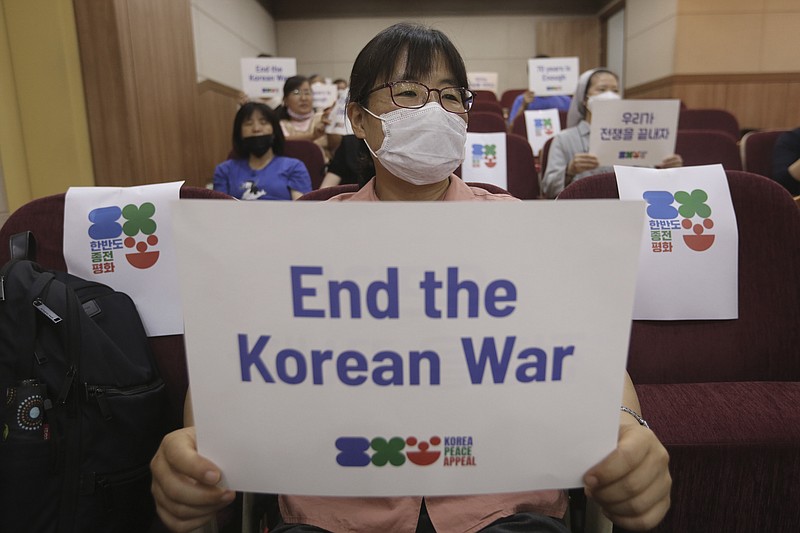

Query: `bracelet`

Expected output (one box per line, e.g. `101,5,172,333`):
620,406,650,429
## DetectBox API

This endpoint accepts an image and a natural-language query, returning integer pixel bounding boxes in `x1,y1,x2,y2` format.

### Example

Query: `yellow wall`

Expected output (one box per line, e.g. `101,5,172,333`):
0,0,93,213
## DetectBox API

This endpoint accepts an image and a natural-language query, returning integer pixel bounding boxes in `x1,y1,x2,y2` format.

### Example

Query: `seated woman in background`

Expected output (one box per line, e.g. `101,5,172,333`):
318,134,375,188
541,68,683,199
771,127,800,197
213,102,312,200
506,56,572,129
278,75,340,162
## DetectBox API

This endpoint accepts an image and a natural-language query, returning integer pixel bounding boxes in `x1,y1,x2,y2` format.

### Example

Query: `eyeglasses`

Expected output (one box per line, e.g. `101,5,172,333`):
290,89,313,97
367,81,474,114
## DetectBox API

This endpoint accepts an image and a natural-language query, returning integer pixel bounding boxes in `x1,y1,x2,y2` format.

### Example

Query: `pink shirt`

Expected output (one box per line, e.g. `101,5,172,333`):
280,177,568,532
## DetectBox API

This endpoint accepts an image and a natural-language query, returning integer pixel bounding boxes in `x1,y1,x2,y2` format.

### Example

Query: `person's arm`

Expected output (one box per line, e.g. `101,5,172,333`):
583,373,672,531
656,154,683,169
151,391,236,532
772,130,800,195
319,172,343,189
287,159,313,200
212,162,230,194
788,159,800,181
507,92,533,129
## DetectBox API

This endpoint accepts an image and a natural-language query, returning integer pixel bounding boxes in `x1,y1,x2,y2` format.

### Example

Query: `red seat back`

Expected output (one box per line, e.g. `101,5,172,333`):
284,140,326,189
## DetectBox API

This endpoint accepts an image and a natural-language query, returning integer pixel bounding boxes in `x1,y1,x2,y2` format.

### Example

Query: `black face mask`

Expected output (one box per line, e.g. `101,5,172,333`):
242,134,273,157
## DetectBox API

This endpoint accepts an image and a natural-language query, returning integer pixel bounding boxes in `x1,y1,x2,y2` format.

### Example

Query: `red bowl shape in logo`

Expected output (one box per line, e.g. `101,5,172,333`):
126,251,160,269
683,234,715,252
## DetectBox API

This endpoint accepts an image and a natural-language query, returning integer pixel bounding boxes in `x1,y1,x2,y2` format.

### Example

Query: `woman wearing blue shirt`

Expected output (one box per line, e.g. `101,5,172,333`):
214,102,312,200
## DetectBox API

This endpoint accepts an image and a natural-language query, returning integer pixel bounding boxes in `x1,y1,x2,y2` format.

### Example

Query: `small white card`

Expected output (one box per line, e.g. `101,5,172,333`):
461,132,508,189
63,181,184,336
524,109,562,154
467,72,499,95
240,57,297,100
528,57,579,96
616,164,738,320
312,82,339,111
589,100,680,167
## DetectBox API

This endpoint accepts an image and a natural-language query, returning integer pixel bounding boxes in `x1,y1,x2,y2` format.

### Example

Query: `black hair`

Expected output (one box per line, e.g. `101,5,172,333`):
346,23,467,188
231,102,285,158
348,22,469,108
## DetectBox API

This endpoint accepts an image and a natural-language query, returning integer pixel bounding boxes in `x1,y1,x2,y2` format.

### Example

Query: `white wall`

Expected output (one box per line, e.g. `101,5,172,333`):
191,0,277,88
606,9,625,89
625,0,677,87
276,16,543,95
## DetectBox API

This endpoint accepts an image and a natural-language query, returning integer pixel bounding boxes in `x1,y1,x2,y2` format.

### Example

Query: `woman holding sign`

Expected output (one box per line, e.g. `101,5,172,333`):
151,24,671,533
279,75,339,162
541,68,683,199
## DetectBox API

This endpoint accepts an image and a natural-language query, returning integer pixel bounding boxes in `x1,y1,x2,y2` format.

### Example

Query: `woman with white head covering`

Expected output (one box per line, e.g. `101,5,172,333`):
541,68,682,199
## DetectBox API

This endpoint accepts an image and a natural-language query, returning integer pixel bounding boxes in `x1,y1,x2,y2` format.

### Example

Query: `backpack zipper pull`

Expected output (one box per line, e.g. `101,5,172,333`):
57,365,77,405
33,298,63,323
0,275,6,301
86,386,112,420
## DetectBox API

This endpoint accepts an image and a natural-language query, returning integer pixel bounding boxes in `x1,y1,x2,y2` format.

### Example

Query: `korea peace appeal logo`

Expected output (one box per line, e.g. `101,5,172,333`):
336,435,476,468
86,202,160,274
643,189,716,253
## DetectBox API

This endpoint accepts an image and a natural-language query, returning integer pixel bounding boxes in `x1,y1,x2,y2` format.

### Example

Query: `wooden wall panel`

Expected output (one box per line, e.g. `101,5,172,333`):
126,0,203,185
74,0,218,188
197,81,241,187
626,74,800,131
74,0,146,186
535,18,601,74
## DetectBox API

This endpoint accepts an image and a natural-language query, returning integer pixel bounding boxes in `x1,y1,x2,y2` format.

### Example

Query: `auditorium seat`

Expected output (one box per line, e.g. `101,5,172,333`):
558,170,800,533
678,108,741,140
284,139,327,189
739,129,789,179
469,100,504,116
499,88,526,115
467,111,507,133
472,89,499,103
675,130,742,170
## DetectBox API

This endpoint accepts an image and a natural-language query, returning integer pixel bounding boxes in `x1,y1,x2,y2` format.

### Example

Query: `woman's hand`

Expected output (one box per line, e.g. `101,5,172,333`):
583,420,671,531
522,90,535,106
312,116,329,139
150,427,236,533
656,154,683,169
567,153,600,178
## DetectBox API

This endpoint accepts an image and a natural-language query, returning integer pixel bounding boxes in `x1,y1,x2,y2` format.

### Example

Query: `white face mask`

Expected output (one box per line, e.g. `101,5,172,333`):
361,102,467,186
586,90,621,112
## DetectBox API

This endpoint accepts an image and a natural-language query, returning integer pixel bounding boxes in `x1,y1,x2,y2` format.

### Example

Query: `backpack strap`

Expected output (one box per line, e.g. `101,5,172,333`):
10,231,37,261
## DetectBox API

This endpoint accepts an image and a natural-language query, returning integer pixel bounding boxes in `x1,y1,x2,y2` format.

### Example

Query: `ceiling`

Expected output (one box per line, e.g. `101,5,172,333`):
258,0,609,20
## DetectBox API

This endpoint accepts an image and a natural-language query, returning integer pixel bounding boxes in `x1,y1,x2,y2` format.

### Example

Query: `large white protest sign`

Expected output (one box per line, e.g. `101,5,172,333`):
467,72,499,95
172,200,645,496
241,57,297,101
589,99,680,167
64,181,184,336
616,164,738,320
528,57,579,96
461,132,508,189
524,109,562,154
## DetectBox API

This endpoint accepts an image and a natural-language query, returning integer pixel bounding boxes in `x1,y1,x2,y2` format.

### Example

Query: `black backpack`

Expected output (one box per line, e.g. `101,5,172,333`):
0,232,171,533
